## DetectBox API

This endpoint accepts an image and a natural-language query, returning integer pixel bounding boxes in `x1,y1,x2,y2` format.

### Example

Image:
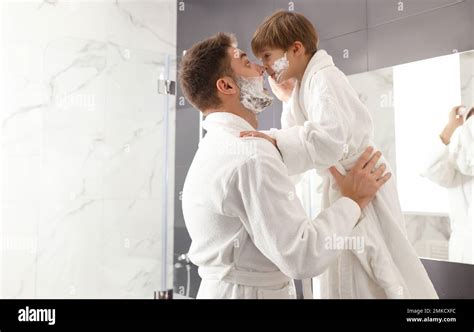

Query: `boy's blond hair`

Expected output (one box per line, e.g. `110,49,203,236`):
251,10,319,57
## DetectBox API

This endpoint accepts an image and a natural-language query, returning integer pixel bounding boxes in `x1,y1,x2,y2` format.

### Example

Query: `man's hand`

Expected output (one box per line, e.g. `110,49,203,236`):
329,147,392,210
268,77,296,103
240,130,277,148
440,105,465,145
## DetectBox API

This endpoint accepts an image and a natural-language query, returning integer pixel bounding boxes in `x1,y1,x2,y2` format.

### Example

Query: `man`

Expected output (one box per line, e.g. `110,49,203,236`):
179,33,391,299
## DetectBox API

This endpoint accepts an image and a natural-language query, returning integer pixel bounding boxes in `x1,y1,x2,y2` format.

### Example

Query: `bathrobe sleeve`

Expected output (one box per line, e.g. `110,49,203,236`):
272,84,350,176
422,118,474,187
281,100,297,128
273,99,306,185
223,151,361,280
451,117,474,177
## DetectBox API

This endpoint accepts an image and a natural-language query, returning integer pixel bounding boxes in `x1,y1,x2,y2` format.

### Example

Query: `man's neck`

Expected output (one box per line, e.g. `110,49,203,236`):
237,108,258,129
206,105,258,129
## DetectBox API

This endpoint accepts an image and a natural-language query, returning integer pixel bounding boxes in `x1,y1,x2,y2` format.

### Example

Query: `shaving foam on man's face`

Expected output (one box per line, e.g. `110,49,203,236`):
230,47,273,114
236,75,273,114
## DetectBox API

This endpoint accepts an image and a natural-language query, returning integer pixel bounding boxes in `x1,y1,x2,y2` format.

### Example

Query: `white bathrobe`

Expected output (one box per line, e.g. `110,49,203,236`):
271,50,438,299
182,112,363,299
422,116,474,264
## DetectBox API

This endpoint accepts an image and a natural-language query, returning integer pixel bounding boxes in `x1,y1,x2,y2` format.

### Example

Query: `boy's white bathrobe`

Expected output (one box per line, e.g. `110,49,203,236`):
422,116,473,264
271,50,438,299
182,112,364,299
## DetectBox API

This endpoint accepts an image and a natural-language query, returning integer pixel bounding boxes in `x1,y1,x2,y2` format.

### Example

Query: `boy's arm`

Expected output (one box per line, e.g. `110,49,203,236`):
240,96,348,176
281,100,296,128
241,74,350,176
272,95,349,176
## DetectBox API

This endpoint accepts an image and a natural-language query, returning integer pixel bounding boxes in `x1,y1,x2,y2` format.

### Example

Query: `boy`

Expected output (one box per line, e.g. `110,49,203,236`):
242,11,438,299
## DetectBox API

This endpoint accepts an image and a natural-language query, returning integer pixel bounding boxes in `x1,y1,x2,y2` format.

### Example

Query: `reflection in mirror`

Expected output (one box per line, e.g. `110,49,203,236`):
348,50,473,265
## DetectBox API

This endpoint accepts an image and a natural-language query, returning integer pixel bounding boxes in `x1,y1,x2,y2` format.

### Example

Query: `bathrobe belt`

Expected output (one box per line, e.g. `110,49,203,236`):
198,265,292,287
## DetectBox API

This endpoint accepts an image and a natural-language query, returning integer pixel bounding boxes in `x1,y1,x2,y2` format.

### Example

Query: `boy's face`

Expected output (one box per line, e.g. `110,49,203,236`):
259,48,287,81
258,47,296,83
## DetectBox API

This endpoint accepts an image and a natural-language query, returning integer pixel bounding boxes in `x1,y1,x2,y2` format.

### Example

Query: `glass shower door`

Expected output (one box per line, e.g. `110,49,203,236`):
32,37,175,299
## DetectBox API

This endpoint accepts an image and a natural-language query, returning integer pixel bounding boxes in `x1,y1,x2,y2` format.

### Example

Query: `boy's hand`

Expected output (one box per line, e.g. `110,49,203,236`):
268,76,296,103
240,131,277,148
329,147,391,210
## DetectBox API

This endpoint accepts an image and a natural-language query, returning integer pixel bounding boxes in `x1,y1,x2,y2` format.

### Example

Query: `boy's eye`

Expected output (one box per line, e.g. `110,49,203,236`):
246,61,251,67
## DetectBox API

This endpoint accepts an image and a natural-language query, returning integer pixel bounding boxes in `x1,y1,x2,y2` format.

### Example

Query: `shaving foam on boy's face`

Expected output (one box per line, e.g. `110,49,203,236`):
235,75,273,115
271,52,289,84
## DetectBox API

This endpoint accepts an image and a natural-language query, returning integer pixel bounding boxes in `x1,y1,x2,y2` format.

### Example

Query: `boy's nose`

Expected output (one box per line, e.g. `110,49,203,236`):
265,67,275,77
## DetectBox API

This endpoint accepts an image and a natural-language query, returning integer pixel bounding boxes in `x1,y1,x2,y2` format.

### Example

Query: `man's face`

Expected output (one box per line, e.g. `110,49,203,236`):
225,47,273,114
229,47,265,79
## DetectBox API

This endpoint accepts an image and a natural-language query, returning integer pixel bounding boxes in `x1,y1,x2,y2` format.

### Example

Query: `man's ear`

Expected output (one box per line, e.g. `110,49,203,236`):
291,41,305,57
216,77,238,96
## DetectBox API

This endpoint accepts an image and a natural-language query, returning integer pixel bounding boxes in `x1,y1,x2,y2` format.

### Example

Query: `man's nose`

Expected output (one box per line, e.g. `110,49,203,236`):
259,62,273,75
255,64,265,76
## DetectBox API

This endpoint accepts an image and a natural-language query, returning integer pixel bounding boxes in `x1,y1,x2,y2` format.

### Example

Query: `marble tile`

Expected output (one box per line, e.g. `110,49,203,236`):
404,213,451,261
101,199,163,299
347,67,397,174
1,201,39,299
1,0,177,298
35,198,104,298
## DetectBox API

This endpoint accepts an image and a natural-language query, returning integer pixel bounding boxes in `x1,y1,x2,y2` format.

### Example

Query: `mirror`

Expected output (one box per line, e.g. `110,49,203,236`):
347,50,473,265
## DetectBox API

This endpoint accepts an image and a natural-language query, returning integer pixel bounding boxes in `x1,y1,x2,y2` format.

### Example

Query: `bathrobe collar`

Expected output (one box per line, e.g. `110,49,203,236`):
296,49,335,115
300,49,335,88
202,111,255,134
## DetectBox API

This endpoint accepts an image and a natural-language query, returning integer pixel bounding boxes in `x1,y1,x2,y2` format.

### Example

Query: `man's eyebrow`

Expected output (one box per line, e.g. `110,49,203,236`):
240,52,248,59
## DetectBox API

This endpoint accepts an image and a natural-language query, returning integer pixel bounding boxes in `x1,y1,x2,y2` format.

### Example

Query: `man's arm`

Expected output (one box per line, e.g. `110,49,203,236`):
223,147,390,280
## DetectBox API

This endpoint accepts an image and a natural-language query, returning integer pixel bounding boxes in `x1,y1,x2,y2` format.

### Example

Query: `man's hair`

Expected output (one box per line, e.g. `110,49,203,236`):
179,32,237,111
251,10,318,57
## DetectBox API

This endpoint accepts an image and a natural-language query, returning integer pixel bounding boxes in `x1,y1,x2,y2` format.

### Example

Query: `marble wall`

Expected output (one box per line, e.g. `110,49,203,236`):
1,0,176,298
347,67,397,174
404,213,451,261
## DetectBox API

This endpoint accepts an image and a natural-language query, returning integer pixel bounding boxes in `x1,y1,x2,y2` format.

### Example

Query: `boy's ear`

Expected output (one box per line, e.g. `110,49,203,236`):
216,76,238,96
292,41,305,56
